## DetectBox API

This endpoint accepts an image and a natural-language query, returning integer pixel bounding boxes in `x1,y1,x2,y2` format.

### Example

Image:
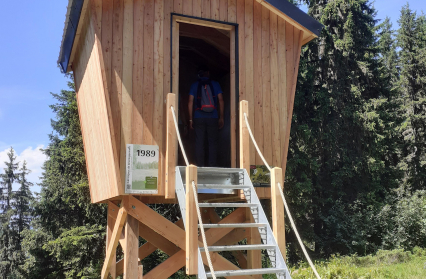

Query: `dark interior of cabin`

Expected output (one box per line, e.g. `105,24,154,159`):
178,23,231,168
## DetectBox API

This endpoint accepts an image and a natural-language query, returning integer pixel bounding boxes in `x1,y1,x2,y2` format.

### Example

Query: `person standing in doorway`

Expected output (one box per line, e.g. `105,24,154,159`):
188,65,224,167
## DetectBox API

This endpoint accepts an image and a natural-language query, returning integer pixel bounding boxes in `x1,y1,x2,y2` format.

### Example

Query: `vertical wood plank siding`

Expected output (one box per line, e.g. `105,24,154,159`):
72,0,304,202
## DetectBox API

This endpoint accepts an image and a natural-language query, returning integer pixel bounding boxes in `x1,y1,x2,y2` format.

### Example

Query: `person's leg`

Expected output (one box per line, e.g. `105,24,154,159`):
206,118,219,167
193,118,206,167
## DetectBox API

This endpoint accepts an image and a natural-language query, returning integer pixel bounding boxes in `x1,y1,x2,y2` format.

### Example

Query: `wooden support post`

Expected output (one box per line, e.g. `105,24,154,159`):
185,165,198,275
101,207,127,279
239,100,250,199
107,202,117,278
239,100,250,173
246,208,262,278
138,265,143,279
271,167,286,259
166,93,177,199
124,215,139,279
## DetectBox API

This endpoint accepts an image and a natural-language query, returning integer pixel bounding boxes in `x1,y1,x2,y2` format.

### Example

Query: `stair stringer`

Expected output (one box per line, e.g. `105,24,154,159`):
240,169,292,279
176,167,207,279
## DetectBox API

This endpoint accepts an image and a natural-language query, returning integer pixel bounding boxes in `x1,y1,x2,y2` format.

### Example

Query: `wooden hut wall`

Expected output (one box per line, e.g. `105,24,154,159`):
73,4,123,203
72,0,304,203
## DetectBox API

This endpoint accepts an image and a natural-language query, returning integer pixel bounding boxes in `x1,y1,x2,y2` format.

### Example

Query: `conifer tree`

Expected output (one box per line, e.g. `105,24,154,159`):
0,147,19,277
21,82,106,278
397,5,426,190
10,161,34,276
287,0,399,257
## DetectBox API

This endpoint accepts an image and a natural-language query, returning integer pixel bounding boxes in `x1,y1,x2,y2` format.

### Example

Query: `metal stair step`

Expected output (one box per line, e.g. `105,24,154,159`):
196,184,251,189
200,244,275,252
200,223,267,229
205,268,286,277
199,203,257,208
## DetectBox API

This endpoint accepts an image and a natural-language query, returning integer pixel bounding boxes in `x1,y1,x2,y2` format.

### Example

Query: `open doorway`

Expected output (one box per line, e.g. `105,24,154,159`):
176,21,233,168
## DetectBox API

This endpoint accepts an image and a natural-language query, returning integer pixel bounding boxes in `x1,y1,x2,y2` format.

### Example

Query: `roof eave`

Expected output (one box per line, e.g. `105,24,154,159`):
57,0,85,73
257,0,324,39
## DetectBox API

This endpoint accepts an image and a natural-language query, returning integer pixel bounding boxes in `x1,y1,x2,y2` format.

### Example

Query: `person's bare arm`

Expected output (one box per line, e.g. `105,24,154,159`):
218,93,224,129
188,95,194,129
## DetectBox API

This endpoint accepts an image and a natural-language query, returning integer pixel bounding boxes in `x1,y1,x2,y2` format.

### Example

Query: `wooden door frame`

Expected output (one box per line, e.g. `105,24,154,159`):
171,13,239,168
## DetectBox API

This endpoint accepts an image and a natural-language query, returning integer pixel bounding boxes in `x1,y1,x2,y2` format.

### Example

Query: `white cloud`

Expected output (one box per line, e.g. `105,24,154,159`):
0,145,47,193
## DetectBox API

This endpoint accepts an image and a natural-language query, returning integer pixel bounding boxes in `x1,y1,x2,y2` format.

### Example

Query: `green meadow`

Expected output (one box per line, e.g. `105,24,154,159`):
291,248,426,279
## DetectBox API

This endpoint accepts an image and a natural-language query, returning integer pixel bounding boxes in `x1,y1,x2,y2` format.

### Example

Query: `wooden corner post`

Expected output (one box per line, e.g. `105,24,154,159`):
239,100,250,173
271,167,286,259
185,165,198,274
239,100,250,199
166,93,177,199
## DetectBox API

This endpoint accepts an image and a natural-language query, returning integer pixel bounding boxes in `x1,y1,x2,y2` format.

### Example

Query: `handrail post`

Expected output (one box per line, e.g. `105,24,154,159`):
271,167,286,259
165,93,176,199
239,101,250,200
185,165,198,274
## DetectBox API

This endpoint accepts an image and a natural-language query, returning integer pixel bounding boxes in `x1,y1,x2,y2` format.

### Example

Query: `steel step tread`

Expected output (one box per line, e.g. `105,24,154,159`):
199,203,257,208
205,268,286,277
196,184,251,189
200,223,267,228
200,244,276,252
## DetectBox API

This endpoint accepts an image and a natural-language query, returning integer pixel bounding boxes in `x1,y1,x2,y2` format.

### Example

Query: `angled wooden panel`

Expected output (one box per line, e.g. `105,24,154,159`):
282,28,303,173
73,6,122,203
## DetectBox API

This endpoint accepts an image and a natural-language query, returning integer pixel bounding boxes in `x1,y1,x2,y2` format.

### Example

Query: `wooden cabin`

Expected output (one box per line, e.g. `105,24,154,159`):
58,0,322,278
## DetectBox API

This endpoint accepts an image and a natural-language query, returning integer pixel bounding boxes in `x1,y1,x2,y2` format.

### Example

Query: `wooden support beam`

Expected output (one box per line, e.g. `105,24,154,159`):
101,206,127,279
271,167,285,259
185,165,198,274
114,214,184,276
246,208,262,278
123,195,186,249
165,93,177,199
107,202,117,278
120,198,252,278
144,250,186,279
124,215,139,279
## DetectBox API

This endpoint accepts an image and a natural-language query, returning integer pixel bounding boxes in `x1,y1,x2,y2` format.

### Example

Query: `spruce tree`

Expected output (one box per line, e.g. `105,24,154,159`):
0,147,19,277
21,82,106,278
287,0,398,257
397,5,426,190
10,161,34,277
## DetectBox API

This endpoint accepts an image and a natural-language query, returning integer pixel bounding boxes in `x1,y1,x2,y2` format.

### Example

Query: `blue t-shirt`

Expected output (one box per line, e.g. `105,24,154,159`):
189,78,223,119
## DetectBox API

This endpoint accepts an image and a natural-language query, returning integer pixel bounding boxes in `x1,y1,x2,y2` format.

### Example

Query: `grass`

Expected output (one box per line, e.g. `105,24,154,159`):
291,247,426,279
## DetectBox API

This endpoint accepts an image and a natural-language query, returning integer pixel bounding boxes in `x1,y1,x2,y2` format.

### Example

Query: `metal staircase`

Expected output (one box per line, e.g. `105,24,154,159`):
175,166,292,279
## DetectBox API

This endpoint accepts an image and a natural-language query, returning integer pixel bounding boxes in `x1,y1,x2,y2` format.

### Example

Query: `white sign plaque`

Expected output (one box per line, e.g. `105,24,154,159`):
125,144,159,194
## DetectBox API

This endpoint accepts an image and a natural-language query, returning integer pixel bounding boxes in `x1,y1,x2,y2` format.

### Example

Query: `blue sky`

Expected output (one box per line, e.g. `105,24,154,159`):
0,0,424,192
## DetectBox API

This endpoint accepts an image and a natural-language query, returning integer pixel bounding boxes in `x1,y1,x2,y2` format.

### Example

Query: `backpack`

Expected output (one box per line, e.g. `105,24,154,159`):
195,79,217,112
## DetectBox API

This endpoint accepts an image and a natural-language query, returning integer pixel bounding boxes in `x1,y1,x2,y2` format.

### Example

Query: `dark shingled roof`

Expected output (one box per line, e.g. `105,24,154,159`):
58,0,323,73
58,0,84,73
